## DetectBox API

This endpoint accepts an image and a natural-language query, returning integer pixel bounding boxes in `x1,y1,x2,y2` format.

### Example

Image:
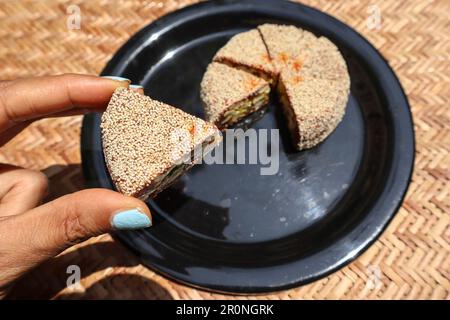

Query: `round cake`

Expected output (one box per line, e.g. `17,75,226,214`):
200,24,350,151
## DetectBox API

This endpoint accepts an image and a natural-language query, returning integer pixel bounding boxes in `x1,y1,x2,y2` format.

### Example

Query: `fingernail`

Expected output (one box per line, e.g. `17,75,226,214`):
111,208,152,230
101,76,131,83
130,84,144,94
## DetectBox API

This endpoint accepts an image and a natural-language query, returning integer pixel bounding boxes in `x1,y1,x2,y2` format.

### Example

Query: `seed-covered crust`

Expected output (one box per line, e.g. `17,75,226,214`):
101,88,221,199
202,24,350,150
200,62,270,126
213,29,277,79
258,24,348,81
300,37,349,81
278,71,350,150
257,24,317,72
258,23,350,150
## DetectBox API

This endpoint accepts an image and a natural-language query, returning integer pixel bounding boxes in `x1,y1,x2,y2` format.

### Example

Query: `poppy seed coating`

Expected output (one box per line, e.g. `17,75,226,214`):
201,24,350,150
101,88,221,199
258,23,318,73
200,62,270,127
278,73,350,150
258,24,350,150
213,29,277,80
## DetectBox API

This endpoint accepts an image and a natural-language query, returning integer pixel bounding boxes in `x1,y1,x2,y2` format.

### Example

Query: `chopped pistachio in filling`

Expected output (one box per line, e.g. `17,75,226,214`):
141,135,220,199
220,86,270,127
139,163,190,200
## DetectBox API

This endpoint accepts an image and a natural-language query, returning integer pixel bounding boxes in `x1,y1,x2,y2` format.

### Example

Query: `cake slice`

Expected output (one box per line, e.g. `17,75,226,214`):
101,88,222,200
213,29,277,84
200,62,270,129
277,71,350,150
258,23,317,73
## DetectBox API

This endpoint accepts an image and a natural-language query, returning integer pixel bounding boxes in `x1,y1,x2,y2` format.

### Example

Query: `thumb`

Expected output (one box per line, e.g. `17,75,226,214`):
0,189,152,262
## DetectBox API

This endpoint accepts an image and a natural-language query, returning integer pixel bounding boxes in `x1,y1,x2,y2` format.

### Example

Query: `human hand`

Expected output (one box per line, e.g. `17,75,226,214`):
0,74,152,298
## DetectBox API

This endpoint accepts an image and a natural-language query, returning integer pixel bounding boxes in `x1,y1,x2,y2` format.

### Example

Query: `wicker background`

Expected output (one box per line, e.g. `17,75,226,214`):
0,0,449,299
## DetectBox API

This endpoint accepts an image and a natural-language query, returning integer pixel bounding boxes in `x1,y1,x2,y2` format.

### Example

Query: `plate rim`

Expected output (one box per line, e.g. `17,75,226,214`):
81,0,415,294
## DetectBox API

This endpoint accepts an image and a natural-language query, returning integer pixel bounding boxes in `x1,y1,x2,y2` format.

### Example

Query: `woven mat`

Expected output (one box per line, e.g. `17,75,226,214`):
0,0,448,300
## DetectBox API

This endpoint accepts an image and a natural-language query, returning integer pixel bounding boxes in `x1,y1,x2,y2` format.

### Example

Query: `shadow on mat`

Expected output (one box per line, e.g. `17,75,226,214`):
41,164,86,201
5,241,173,300
56,274,173,300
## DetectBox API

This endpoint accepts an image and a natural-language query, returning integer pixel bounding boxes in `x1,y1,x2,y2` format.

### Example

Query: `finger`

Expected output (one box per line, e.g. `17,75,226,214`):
0,188,151,293
0,165,48,217
0,74,130,131
33,107,105,118
2,84,141,122
1,189,152,260
0,80,11,90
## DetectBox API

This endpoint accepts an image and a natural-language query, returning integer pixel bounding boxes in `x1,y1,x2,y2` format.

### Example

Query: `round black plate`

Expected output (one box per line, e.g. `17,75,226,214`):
81,0,414,293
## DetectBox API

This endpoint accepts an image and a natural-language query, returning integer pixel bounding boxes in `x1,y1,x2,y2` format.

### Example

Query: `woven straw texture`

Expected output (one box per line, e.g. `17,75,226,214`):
0,0,448,300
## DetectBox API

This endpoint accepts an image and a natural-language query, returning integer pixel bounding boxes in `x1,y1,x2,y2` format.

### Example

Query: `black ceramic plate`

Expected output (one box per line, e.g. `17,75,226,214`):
81,0,414,293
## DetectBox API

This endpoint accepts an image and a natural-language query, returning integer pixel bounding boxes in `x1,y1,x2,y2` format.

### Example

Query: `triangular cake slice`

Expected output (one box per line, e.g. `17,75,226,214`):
258,23,317,73
200,62,270,129
213,29,277,84
277,71,350,150
101,88,222,200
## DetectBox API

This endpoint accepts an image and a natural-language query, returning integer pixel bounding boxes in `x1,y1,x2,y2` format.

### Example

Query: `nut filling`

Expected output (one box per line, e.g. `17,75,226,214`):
219,86,270,128
136,135,220,200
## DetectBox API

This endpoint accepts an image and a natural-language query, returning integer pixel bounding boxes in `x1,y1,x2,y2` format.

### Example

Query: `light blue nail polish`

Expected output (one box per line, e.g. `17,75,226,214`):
102,76,131,82
129,84,144,89
112,209,152,230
